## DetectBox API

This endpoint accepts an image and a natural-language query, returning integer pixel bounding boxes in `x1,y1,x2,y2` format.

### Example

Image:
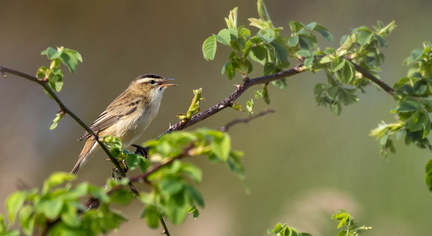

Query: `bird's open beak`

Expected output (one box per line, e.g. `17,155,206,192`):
159,78,177,87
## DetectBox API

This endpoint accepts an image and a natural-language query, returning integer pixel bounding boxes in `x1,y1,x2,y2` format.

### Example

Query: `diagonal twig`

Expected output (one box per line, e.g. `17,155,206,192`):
219,109,276,132
0,66,126,177
164,63,306,133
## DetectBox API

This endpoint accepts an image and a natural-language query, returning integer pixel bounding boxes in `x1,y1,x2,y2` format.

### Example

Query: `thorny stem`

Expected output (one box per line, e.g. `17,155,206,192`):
160,216,171,236
165,64,306,133
350,61,395,94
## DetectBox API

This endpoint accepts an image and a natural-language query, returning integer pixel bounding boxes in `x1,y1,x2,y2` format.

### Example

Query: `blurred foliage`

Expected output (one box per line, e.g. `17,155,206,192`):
268,210,371,236
0,129,243,235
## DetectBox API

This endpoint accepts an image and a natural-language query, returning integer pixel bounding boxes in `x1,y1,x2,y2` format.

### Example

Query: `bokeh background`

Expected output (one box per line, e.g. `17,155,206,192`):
1,0,432,235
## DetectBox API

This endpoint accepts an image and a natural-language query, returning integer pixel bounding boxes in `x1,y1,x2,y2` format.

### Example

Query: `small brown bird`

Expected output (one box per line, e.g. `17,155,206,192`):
71,74,176,174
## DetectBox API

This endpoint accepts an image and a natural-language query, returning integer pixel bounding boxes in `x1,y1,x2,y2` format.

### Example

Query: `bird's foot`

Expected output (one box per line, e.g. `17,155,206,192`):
131,144,149,158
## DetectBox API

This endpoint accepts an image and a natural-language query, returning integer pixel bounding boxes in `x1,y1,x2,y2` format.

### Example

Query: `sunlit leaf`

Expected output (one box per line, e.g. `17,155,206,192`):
202,36,217,60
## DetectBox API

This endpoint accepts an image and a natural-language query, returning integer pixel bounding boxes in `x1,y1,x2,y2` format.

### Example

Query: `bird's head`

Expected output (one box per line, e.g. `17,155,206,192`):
129,74,177,99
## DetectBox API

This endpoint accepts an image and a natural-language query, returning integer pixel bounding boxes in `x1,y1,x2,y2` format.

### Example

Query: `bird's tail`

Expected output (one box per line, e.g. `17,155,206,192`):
70,139,100,175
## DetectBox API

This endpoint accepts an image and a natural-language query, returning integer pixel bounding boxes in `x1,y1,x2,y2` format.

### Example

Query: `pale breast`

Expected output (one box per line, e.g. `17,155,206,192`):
116,90,164,147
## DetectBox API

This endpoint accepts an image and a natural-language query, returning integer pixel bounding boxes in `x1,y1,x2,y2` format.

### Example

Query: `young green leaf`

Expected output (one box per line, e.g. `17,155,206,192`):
60,202,81,228
6,191,27,224
42,172,75,194
246,99,254,115
216,29,231,45
202,35,217,60
425,159,432,192
257,0,272,23
314,24,334,41
60,48,83,73
141,205,160,228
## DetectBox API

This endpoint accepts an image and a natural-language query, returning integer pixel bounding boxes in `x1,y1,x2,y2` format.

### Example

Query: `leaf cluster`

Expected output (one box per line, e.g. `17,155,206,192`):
268,210,371,236
331,210,372,236
0,128,244,235
36,47,83,129
202,0,394,114
3,173,126,235
371,42,432,155
267,223,311,236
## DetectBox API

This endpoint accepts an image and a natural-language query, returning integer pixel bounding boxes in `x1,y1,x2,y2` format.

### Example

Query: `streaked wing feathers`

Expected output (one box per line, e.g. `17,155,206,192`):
77,96,142,141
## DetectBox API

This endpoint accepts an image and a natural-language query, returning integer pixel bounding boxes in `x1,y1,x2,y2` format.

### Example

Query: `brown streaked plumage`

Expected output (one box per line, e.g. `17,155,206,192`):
71,74,176,174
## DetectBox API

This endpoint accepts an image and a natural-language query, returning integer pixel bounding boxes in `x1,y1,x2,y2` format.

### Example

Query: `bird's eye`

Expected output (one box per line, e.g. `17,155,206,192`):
149,80,156,84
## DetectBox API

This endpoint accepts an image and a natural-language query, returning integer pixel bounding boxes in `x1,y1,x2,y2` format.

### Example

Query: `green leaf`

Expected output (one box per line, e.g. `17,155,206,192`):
249,18,270,29
272,78,288,89
60,202,81,227
315,24,334,41
216,29,231,45
87,185,110,203
405,48,424,64
184,184,205,207
288,35,299,47
329,103,342,115
425,159,432,192
296,50,312,58
41,47,62,60
110,189,135,205
263,62,276,75
42,172,75,194
165,192,189,224
6,191,27,224
238,27,251,38
407,110,429,132
246,99,254,115
202,35,217,60
180,162,202,183
289,21,303,33
50,112,64,130
271,41,289,65
357,30,374,46
250,45,267,64
39,198,64,220
397,97,420,112
60,48,83,73
188,205,200,219
126,153,150,172
332,210,352,229
258,29,275,43
41,47,82,73
221,60,236,79
159,176,184,196
331,58,346,72
18,205,34,235
211,132,231,161
340,60,354,83
262,83,271,104
141,205,160,228
257,0,272,22
225,7,238,29
305,22,317,30
298,35,315,50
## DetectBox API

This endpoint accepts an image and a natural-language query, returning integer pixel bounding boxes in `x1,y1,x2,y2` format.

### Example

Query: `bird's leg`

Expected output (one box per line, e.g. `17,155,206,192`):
131,144,149,158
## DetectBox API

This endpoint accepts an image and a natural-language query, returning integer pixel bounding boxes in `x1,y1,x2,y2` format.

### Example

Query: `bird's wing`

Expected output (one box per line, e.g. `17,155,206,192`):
77,96,142,141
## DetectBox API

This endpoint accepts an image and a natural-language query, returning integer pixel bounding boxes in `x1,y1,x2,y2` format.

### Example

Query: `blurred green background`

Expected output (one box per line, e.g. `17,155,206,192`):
1,0,432,235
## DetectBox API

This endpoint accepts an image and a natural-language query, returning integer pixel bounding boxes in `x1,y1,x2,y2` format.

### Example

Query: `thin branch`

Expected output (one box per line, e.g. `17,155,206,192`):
0,66,126,177
164,64,306,133
219,109,276,132
349,61,395,95
160,216,171,236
